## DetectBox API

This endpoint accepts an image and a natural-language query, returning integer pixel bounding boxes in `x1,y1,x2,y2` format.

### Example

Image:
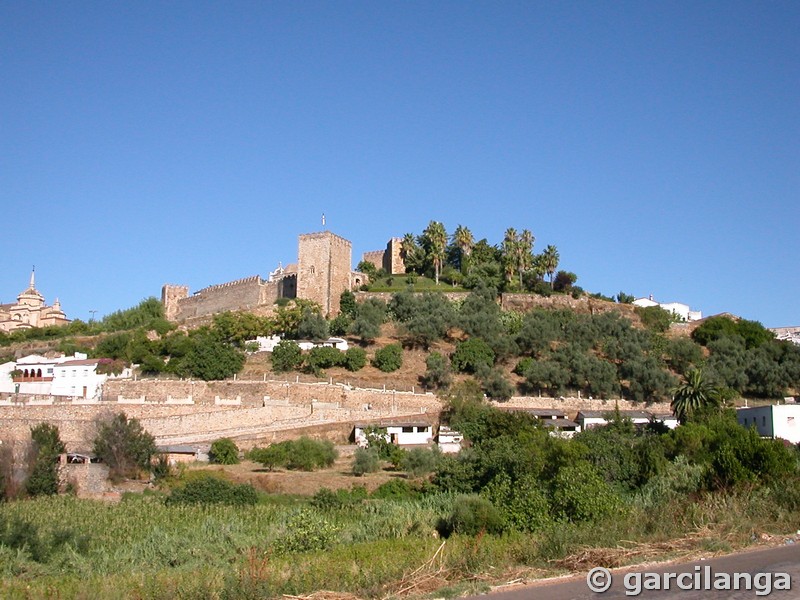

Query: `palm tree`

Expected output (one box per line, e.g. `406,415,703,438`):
518,229,535,287
452,225,474,273
502,228,518,284
671,369,721,424
400,233,416,259
542,245,560,287
423,221,448,285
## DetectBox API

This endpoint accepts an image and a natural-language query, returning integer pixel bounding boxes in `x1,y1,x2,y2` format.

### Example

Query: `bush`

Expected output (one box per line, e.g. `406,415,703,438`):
274,509,338,554
551,462,621,522
483,474,550,532
306,346,344,374
271,340,303,372
421,352,452,390
25,424,65,497
92,413,157,479
209,438,240,465
372,344,403,372
401,447,441,478
439,495,505,537
166,475,258,506
343,347,367,372
451,338,495,373
248,442,292,471
371,478,418,501
285,437,338,471
352,448,381,476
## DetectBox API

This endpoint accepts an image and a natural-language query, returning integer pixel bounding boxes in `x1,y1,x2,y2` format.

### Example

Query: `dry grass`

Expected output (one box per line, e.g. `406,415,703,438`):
552,526,748,571
197,454,404,496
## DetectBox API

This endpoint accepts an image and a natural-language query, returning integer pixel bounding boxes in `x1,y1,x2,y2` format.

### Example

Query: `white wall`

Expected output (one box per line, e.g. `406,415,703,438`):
739,405,800,444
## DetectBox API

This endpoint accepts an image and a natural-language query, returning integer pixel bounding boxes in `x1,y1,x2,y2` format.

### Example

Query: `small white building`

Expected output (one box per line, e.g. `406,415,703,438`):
737,405,800,444
354,420,435,448
437,426,464,453
247,336,349,353
633,295,702,322
0,352,131,400
576,410,655,430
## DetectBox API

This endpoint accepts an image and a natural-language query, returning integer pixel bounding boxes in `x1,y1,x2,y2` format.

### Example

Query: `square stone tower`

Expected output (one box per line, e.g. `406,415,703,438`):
296,231,352,316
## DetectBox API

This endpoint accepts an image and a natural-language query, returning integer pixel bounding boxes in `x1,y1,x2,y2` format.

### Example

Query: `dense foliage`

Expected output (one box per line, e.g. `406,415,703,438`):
249,438,338,471
92,413,157,479
25,424,65,497
209,438,240,465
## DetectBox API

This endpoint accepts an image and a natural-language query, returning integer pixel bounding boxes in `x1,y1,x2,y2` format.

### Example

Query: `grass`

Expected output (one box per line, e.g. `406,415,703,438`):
1,484,799,599
363,276,467,293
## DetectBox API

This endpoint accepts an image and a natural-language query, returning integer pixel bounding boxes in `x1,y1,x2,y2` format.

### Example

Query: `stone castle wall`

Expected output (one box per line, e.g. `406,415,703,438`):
164,277,278,321
361,250,384,271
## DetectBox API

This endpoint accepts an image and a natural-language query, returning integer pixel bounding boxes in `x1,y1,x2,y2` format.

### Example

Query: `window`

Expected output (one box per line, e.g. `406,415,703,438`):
763,416,767,427
310,266,315,275
402,426,414,433
418,427,429,433
46,368,53,375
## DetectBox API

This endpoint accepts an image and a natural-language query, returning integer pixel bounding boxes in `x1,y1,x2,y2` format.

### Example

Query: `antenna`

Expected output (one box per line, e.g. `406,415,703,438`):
89,310,98,322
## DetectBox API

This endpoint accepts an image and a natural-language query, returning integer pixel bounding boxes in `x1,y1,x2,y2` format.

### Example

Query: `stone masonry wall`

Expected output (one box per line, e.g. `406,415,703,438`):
170,276,275,321
385,238,405,275
361,250,384,271
0,379,441,449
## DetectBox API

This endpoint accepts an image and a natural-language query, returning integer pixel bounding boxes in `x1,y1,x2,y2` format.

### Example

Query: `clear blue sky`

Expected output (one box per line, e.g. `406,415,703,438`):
2,1,798,327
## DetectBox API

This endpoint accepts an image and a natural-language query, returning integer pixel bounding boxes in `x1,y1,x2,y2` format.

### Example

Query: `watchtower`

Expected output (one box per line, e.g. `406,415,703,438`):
296,231,352,316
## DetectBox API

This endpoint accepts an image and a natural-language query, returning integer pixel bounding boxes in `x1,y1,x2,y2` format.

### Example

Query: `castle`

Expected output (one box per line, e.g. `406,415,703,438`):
0,270,70,333
163,230,404,322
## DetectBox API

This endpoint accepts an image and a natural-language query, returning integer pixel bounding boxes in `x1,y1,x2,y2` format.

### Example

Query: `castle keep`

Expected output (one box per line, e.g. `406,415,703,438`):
162,230,363,321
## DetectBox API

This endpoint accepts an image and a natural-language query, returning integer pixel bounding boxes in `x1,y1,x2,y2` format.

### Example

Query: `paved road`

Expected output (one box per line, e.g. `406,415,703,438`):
469,544,800,599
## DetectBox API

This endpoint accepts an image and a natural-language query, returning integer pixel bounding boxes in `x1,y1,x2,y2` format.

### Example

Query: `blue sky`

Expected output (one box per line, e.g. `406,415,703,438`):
2,1,798,327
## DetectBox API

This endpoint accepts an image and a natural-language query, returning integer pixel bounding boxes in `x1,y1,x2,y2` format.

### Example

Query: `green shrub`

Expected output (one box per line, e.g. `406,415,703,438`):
483,473,550,532
271,340,303,372
343,347,367,371
372,344,403,372
26,423,65,497
166,475,258,506
400,447,441,478
439,495,505,536
551,462,621,522
451,338,495,373
93,413,157,479
306,346,344,373
248,442,291,471
274,509,338,554
286,437,338,471
421,352,452,390
310,487,343,510
352,448,381,476
371,479,418,500
209,438,240,465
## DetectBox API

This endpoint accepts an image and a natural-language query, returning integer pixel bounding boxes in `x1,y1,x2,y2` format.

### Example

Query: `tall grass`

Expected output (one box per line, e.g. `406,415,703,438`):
1,486,799,599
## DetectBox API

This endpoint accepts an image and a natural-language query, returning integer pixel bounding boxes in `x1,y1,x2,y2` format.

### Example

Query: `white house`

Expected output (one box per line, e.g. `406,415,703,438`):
737,405,800,444
354,420,435,448
633,295,702,322
247,336,349,353
0,352,131,400
437,426,464,453
576,410,656,430
496,406,581,438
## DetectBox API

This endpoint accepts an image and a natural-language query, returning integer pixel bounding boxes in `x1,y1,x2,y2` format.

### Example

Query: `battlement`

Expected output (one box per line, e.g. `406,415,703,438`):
194,275,263,296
